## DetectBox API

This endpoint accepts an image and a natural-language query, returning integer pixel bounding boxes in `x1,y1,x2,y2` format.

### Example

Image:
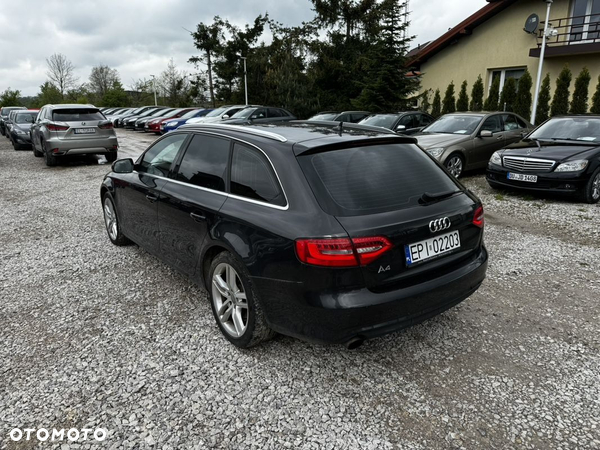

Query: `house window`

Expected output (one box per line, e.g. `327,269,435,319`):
571,0,600,41
488,68,526,94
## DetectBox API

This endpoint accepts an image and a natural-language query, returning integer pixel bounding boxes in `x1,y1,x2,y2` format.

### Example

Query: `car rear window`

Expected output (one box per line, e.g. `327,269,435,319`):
298,143,459,216
53,109,104,121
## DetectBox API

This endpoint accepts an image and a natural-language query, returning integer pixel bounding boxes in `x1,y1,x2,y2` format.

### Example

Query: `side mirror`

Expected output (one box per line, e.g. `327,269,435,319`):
396,125,407,131
222,114,230,119
112,158,134,173
480,130,493,138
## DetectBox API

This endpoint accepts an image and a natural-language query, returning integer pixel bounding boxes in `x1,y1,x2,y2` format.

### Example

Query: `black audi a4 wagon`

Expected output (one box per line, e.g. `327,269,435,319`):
101,122,488,348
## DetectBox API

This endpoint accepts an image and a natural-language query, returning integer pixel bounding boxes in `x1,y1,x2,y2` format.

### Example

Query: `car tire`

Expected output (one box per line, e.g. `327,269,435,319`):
444,153,464,178
580,167,600,204
42,140,58,166
32,141,43,157
208,252,275,348
105,152,118,163
102,193,131,246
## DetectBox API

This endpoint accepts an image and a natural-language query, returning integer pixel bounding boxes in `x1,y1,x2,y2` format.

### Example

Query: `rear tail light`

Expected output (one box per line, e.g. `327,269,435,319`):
47,123,69,131
98,122,113,130
295,236,392,267
473,205,484,228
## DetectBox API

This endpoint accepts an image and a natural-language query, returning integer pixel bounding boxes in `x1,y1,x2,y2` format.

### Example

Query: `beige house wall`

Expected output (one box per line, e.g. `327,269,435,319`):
418,0,600,112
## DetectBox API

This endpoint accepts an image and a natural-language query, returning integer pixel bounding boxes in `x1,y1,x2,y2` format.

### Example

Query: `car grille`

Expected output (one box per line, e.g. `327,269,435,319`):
503,156,555,172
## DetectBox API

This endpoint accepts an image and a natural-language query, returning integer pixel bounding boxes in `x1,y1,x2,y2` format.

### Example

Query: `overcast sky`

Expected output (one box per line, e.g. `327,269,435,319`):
0,0,487,97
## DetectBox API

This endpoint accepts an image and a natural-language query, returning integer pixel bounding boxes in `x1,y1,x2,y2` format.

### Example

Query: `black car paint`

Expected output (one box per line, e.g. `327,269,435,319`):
102,124,487,344
486,139,600,195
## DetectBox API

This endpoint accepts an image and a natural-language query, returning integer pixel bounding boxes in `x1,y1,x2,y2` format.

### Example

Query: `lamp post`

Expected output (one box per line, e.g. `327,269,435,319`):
150,74,157,106
531,0,553,125
239,55,248,105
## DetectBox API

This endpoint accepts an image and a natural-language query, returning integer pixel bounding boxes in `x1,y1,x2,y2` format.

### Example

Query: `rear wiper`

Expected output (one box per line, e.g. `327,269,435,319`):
419,189,461,204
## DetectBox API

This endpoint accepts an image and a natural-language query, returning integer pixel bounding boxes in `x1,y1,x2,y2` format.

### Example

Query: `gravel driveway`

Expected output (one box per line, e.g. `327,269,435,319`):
1,129,599,450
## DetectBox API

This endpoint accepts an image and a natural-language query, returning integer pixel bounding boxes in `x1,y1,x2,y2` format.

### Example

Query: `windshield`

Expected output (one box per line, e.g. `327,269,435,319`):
359,115,399,129
423,115,483,134
180,109,202,119
204,107,228,118
53,109,104,121
310,113,338,121
530,117,600,141
230,108,253,119
15,112,37,124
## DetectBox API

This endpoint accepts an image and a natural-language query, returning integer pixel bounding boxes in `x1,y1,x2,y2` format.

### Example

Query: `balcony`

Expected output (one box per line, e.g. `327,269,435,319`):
529,13,600,58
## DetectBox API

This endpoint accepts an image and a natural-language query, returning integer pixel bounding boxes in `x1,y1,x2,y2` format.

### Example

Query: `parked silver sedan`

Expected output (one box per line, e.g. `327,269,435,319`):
30,104,119,166
414,112,533,177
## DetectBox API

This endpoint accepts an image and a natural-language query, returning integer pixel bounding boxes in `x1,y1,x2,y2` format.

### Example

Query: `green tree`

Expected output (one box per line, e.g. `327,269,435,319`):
0,88,21,107
550,64,572,116
431,89,441,118
103,80,129,107
456,80,469,111
441,82,456,114
88,65,120,105
536,73,551,125
591,75,600,114
514,69,533,120
470,75,484,111
34,82,62,107
420,89,431,113
570,67,591,114
484,75,500,111
499,77,517,112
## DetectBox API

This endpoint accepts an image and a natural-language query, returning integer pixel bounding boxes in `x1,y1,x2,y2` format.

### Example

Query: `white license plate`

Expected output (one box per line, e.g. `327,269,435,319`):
74,128,96,134
405,231,461,266
507,172,537,183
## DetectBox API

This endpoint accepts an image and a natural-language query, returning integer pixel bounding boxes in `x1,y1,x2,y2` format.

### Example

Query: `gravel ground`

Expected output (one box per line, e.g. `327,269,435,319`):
1,129,599,449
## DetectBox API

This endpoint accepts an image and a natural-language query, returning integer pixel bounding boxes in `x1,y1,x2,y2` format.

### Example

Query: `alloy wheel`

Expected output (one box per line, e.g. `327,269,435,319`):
103,197,118,241
211,263,248,338
445,155,463,178
592,173,600,201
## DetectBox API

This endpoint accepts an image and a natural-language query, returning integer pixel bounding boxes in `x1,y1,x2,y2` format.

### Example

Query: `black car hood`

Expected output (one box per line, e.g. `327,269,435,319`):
502,139,600,161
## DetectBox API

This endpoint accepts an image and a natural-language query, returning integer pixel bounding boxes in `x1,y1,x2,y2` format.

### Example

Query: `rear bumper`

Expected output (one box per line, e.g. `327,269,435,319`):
45,136,118,155
486,165,587,194
253,245,488,344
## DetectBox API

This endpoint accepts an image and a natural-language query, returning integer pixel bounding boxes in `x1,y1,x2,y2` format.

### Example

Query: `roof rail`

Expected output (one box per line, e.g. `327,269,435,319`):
179,123,288,142
292,120,398,135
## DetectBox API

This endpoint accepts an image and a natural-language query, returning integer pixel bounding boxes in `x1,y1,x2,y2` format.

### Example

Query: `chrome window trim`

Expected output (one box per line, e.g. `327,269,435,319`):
133,130,290,211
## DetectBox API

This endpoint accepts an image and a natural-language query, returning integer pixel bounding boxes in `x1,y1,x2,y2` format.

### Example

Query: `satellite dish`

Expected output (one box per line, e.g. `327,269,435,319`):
524,13,540,34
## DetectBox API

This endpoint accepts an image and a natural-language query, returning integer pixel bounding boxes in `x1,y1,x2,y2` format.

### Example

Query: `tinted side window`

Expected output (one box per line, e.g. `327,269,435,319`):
481,115,502,133
176,134,230,191
138,133,188,177
398,115,416,128
250,108,267,119
267,108,284,118
515,116,528,129
230,143,286,206
418,114,433,126
502,114,520,131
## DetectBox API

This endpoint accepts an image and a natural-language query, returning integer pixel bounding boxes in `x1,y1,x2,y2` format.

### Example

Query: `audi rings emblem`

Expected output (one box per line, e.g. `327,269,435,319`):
429,217,451,233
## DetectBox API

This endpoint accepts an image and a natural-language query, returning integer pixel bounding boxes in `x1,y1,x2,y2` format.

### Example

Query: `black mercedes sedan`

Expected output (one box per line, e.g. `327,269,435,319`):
486,116,600,203
101,122,488,348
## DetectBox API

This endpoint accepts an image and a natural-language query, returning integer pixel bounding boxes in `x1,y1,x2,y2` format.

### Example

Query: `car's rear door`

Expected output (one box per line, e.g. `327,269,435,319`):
297,141,483,291
117,133,190,251
157,133,231,276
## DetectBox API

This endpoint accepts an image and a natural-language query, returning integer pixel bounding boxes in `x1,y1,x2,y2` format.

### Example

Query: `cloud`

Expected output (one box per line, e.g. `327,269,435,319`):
0,0,487,96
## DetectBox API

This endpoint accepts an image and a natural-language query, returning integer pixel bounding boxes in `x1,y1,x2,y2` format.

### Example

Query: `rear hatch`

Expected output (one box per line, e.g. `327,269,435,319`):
52,108,113,140
297,140,484,291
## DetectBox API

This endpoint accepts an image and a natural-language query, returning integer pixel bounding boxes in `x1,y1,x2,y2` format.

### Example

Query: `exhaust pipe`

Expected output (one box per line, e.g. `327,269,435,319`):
346,336,365,350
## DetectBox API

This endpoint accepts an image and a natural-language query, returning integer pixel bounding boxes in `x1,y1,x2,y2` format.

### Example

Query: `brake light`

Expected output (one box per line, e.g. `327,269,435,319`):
98,122,113,130
295,236,392,267
473,205,484,228
47,123,69,131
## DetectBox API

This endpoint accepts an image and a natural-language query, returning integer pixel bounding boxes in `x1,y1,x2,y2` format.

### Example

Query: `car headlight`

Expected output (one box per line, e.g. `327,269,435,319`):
490,151,502,166
426,147,445,159
166,121,177,127
555,160,588,172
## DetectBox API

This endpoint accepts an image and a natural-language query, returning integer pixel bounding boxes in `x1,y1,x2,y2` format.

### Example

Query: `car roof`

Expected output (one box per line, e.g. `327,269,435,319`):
178,121,416,155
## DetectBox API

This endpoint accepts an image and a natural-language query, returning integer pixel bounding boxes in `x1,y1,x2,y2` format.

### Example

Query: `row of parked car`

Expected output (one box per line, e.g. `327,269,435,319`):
2,102,599,203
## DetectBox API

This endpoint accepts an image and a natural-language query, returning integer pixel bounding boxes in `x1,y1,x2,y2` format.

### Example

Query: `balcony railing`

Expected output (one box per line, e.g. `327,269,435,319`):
536,14,600,47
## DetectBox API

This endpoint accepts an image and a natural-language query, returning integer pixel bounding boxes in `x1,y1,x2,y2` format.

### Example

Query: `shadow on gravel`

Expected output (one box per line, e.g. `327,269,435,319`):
46,154,111,168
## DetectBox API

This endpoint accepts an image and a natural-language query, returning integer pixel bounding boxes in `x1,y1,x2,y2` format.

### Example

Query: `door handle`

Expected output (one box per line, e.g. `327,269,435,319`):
190,212,206,222
145,194,158,202
496,135,504,140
